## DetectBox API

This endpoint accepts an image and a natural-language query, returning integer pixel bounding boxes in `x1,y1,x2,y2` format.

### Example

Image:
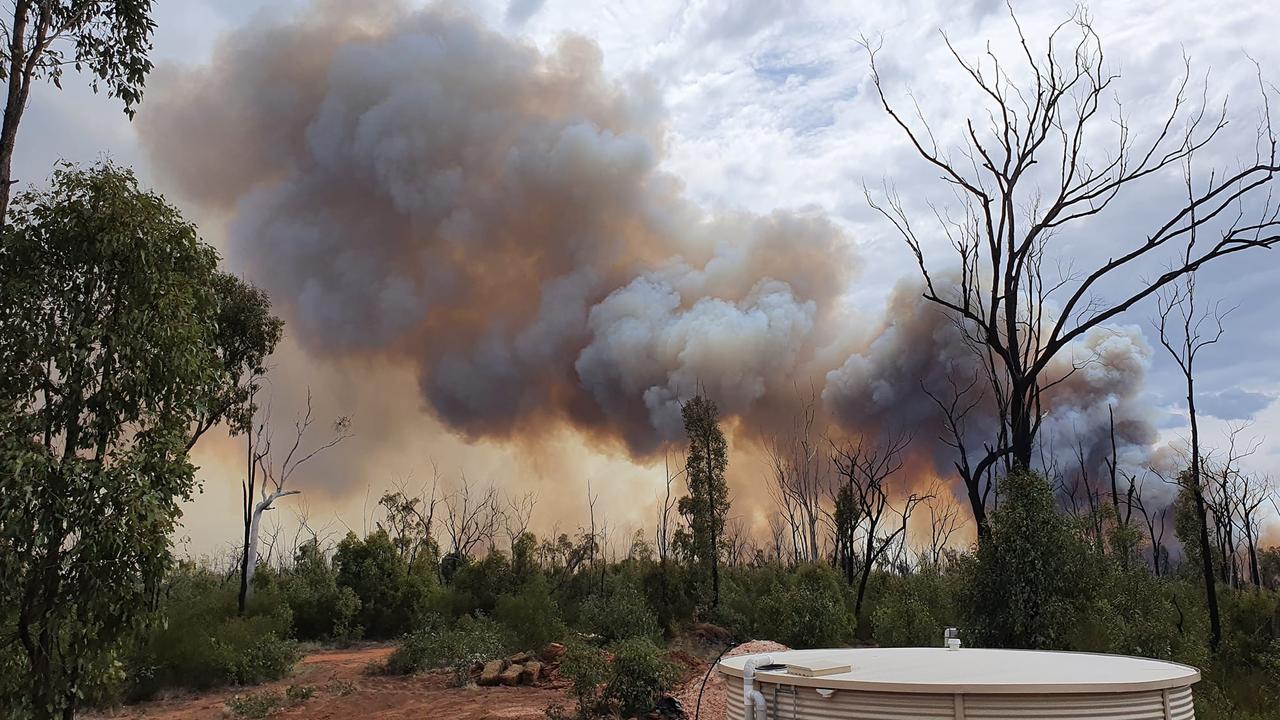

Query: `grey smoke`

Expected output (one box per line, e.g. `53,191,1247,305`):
140,0,1162,490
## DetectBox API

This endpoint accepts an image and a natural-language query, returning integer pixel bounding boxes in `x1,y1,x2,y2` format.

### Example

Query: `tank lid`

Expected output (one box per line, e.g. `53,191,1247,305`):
718,647,1200,694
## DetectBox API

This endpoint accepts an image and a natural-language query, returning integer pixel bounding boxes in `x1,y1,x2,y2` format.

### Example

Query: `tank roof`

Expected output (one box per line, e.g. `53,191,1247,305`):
718,647,1200,694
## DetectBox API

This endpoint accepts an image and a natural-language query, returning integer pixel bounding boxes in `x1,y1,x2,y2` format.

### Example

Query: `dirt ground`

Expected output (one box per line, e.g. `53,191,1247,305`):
84,645,575,720
82,639,774,720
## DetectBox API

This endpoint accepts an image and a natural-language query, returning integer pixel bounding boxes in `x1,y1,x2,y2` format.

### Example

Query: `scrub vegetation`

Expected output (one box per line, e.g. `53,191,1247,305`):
2,4,1280,720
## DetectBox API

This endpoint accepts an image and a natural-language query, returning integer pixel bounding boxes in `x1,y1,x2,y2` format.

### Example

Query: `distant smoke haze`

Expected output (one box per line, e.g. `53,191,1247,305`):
140,0,1163,523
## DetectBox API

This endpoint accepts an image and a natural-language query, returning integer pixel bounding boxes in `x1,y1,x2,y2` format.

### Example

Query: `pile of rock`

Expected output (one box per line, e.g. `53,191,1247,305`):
474,642,566,687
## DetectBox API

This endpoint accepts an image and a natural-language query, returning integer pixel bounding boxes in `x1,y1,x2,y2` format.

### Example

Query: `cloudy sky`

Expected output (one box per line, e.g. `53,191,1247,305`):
18,0,1280,557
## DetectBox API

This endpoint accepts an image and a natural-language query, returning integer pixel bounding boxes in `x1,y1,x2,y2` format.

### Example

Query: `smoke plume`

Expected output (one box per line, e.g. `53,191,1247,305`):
140,0,1160,503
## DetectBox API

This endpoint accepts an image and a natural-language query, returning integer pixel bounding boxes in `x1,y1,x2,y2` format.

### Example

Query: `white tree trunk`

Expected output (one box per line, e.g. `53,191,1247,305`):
244,488,298,599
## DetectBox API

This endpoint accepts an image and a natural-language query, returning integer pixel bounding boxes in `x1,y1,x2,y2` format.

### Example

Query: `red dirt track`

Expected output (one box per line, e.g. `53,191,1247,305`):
84,644,575,720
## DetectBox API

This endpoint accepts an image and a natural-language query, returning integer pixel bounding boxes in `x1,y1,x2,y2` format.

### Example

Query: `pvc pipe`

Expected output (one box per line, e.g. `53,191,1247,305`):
742,654,773,720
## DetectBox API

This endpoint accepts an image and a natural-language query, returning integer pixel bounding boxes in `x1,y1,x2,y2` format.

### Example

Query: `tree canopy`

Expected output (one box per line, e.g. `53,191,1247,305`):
0,161,279,719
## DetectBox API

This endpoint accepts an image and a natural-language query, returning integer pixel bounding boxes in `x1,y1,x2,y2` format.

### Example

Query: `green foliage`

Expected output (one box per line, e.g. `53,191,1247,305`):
446,552,515,617
757,563,854,648
678,394,730,609
958,469,1101,649
559,641,609,719
494,575,567,650
604,638,678,716
578,585,661,643
385,615,512,684
334,530,414,638
871,567,956,647
0,162,280,720
128,564,299,697
222,634,302,686
225,690,283,719
284,684,315,704
281,541,362,643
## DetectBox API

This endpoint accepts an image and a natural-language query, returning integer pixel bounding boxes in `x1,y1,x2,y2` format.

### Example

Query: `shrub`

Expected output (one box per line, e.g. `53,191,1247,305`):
871,568,956,648
958,469,1100,649
281,541,363,642
757,563,854,648
604,638,678,716
285,683,315,704
127,565,300,697
385,615,512,684
494,575,567,650
334,530,412,638
225,690,283,719
221,633,302,686
559,641,609,719
578,586,660,643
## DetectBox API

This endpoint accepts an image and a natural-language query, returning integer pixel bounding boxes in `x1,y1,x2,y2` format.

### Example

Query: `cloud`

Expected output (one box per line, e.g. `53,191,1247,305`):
1196,388,1275,421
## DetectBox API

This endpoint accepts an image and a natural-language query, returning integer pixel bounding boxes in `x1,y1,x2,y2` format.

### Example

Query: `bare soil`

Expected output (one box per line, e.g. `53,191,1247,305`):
84,644,574,720
84,639,780,720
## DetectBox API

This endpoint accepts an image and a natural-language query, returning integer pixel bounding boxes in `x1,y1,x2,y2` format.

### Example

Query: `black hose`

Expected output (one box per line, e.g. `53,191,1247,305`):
694,641,736,720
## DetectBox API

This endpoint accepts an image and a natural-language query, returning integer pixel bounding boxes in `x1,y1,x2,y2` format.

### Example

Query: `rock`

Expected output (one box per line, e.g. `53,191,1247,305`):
540,642,566,663
477,659,505,686
655,695,686,720
521,660,543,684
499,664,524,686
509,651,532,665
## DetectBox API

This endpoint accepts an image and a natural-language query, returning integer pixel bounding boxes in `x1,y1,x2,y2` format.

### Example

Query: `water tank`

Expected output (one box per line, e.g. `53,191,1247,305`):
718,647,1199,719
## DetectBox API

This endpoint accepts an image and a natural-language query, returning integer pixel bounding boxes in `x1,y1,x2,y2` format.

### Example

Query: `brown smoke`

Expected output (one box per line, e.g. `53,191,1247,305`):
139,0,1162,520
141,0,853,459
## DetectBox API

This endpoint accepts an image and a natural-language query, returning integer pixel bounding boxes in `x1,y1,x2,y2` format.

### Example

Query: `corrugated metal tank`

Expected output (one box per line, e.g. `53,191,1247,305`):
718,648,1199,720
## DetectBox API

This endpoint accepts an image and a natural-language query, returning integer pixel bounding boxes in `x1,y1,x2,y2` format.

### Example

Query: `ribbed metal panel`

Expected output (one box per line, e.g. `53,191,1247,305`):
964,690,1168,719
1167,687,1195,720
728,681,1195,720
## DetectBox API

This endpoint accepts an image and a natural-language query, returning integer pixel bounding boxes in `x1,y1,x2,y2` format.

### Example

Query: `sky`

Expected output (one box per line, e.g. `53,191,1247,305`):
17,0,1280,559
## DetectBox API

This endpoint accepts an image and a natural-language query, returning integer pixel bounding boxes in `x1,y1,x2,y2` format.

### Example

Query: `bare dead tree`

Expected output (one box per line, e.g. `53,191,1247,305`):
1157,272,1230,651
239,389,351,613
866,7,1280,486
830,431,927,616
922,370,1003,539
766,514,788,564
1203,424,1259,588
921,482,964,566
655,452,683,564
504,490,538,551
1130,471,1169,576
1237,472,1272,589
442,473,502,560
765,393,827,562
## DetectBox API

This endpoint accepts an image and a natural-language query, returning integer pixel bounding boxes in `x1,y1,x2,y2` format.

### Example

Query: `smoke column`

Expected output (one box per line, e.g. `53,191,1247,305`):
139,0,1159,506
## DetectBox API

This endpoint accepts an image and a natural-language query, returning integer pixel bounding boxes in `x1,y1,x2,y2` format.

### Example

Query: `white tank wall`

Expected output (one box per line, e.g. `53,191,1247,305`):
726,682,1195,720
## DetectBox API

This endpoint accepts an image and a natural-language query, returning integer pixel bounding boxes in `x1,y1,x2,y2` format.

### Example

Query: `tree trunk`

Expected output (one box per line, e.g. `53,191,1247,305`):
1187,379,1221,651
238,489,297,613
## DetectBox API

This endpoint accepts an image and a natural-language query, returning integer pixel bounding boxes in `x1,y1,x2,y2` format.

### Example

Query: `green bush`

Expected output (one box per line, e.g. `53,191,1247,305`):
127,564,300,698
494,575,567,650
559,641,609,719
604,638,678,716
871,567,956,647
281,541,363,642
334,530,414,638
222,633,302,686
958,469,1101,649
385,614,512,683
225,690,283,718
578,585,660,643
757,563,854,648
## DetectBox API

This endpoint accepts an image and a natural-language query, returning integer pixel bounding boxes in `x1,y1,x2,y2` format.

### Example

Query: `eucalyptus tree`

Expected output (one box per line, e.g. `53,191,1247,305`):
678,394,730,610
1,0,157,220
0,162,279,719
